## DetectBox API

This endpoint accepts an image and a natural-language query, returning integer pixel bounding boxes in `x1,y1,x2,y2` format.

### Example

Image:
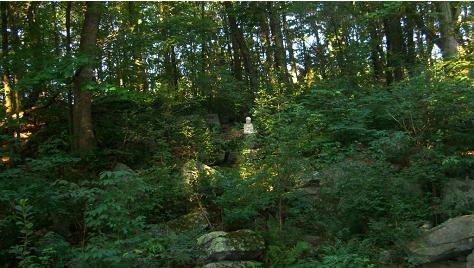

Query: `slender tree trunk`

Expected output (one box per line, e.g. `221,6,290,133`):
73,2,102,154
224,2,257,92
283,14,297,83
128,2,147,92
160,2,178,93
52,3,61,57
170,46,179,90
224,3,242,81
368,21,384,82
403,16,416,76
1,2,14,166
1,2,12,117
301,39,310,78
384,14,404,84
200,2,209,99
437,2,459,58
26,2,43,107
268,2,291,88
10,4,21,114
256,2,273,84
66,2,74,151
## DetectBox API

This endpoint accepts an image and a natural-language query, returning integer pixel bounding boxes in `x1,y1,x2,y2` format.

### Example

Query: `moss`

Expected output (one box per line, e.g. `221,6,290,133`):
198,229,265,261
197,231,228,246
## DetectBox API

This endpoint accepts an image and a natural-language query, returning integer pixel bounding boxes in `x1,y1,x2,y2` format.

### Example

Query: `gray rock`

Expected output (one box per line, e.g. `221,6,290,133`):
442,179,474,213
299,171,322,187
182,160,223,190
197,229,265,262
407,215,474,264
204,261,262,268
467,250,474,268
299,186,320,197
112,162,136,176
378,249,396,265
165,210,210,233
423,261,466,268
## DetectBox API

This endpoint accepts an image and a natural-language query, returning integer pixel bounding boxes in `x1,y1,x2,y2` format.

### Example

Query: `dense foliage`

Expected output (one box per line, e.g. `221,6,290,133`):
0,1,473,267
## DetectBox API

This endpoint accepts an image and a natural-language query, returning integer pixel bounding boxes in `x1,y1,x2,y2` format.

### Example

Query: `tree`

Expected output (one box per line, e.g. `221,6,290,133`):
1,2,12,117
412,2,461,60
268,2,291,88
383,7,404,84
128,2,148,92
73,2,102,154
437,2,459,58
224,2,258,93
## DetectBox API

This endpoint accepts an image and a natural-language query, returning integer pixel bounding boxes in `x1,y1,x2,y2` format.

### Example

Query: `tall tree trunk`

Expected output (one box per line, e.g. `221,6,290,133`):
283,14,297,84
128,2,148,92
384,14,404,84
227,14,242,81
403,15,416,76
160,2,178,93
170,46,179,91
9,3,21,114
26,2,43,107
368,21,384,82
301,39,310,78
1,2,14,166
73,2,102,154
437,2,459,58
66,2,74,151
256,2,273,85
224,3,242,81
1,2,12,117
224,2,258,92
268,2,291,88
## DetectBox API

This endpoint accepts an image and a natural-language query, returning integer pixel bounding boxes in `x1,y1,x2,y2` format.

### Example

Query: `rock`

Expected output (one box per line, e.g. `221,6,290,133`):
407,215,474,264
182,160,223,190
442,179,474,213
112,162,136,176
165,210,210,233
197,229,265,262
378,249,396,265
299,186,320,197
423,261,466,268
467,250,474,268
299,171,322,187
204,261,262,268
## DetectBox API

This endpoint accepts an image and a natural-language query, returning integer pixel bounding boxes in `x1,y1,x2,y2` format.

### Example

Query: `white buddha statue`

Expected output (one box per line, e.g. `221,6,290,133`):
243,116,256,134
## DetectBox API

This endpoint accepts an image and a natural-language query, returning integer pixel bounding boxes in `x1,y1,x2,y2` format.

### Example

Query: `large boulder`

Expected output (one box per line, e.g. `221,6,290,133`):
112,162,136,176
467,251,474,268
423,261,467,268
197,230,265,262
204,261,262,268
182,160,223,190
442,179,474,212
407,215,474,264
165,210,210,233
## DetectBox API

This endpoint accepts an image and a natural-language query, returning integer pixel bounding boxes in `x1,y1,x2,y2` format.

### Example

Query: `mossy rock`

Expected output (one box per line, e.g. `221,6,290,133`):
166,210,210,233
197,230,265,262
182,160,223,190
407,215,474,264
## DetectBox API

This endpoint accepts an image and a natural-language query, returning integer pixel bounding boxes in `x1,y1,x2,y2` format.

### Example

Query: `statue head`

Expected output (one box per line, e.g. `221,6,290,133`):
245,117,251,124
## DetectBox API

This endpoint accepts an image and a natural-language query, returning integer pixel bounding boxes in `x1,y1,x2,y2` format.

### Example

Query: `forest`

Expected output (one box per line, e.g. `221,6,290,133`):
0,1,473,267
